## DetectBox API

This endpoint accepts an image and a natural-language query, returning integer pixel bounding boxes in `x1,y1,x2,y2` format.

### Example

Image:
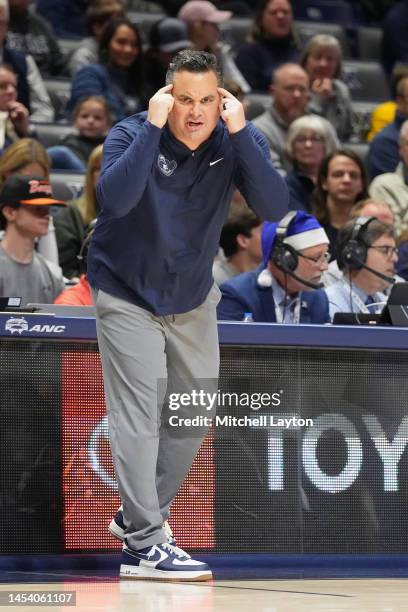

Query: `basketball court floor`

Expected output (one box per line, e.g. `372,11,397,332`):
1,549,408,610
0,577,406,611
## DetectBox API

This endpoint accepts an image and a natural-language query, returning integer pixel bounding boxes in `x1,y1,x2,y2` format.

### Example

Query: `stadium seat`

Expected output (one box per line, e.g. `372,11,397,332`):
33,123,75,148
356,27,383,61
245,92,270,120
295,21,351,58
50,171,85,202
343,60,390,102
43,78,71,121
340,140,369,167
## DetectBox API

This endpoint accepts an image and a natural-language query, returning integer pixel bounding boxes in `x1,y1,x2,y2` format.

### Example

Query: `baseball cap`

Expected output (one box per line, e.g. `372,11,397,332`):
149,18,193,53
0,175,66,208
178,0,232,24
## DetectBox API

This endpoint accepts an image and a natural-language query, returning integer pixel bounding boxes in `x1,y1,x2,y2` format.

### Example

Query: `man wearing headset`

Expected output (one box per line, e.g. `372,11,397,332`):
325,216,398,321
217,210,330,323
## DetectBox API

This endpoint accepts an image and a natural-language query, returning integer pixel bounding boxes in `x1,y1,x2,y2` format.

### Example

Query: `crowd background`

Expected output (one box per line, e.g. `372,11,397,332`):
1,0,408,320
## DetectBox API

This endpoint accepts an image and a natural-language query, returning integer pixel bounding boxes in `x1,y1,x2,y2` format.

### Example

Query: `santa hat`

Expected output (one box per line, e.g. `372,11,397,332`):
258,211,329,287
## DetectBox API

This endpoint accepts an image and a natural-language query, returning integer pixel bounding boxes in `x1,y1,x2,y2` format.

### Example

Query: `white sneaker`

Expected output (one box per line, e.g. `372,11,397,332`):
120,542,212,581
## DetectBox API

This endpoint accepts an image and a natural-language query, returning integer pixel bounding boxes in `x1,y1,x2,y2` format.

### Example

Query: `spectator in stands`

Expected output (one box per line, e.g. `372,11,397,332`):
349,198,395,225
68,0,124,76
369,119,408,235
143,17,192,102
367,73,408,179
35,0,90,39
54,220,95,305
367,66,408,141
325,217,397,319
0,63,32,151
313,150,368,258
53,144,103,279
67,17,145,123
0,174,66,305
235,0,301,92
7,0,65,76
253,63,337,174
178,0,250,92
322,197,396,286
0,137,58,264
382,0,408,75
213,197,262,285
285,115,338,213
300,34,353,141
0,0,53,122
217,210,330,323
48,95,111,171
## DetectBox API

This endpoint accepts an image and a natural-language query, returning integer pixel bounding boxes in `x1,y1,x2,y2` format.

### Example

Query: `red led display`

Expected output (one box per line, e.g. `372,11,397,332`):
61,350,214,550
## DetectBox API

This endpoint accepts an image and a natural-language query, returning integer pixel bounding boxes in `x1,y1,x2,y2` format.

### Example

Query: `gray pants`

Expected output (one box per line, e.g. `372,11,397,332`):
94,286,220,550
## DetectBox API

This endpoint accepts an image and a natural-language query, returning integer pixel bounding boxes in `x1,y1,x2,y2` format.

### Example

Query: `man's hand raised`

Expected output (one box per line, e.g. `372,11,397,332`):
147,84,174,129
218,87,246,134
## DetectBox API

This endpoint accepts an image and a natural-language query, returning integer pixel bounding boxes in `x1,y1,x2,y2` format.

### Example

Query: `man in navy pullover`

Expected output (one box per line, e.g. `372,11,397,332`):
88,50,288,581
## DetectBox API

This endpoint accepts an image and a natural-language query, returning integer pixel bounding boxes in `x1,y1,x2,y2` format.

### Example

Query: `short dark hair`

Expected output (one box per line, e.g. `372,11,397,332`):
220,201,261,258
0,208,7,230
0,201,19,231
337,218,395,270
165,50,222,85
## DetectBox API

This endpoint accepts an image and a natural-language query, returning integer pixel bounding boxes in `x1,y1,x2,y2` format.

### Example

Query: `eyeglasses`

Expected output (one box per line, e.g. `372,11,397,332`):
294,135,324,145
298,251,331,264
368,245,399,258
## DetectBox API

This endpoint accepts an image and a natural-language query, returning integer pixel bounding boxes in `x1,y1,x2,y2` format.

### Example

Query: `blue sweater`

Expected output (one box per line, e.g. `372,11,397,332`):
87,113,289,315
217,266,330,323
367,112,407,180
67,64,139,123
235,37,300,92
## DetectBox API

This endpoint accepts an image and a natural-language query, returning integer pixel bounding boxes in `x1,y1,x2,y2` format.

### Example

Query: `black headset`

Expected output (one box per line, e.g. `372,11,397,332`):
339,216,376,270
270,210,299,272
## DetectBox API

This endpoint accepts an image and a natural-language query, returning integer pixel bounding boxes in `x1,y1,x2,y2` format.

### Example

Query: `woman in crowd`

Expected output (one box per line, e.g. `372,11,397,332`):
67,17,145,123
285,115,338,213
235,0,301,91
0,138,58,264
301,34,353,141
53,144,103,279
312,149,368,257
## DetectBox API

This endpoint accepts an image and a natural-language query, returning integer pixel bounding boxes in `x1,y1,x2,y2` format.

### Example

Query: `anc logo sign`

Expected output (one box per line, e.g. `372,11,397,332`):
5,317,66,335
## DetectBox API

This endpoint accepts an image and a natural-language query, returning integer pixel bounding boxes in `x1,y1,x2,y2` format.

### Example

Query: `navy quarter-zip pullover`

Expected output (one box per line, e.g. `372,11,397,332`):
88,111,289,315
